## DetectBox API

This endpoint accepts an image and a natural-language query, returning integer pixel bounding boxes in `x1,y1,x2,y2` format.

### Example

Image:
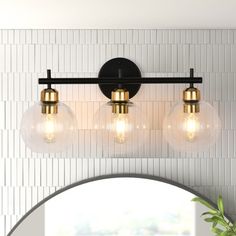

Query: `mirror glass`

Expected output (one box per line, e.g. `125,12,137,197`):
10,177,225,236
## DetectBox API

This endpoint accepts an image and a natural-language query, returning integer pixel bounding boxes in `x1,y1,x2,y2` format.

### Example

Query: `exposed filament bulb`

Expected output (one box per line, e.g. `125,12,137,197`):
36,114,63,143
112,114,129,144
183,113,200,141
43,114,57,143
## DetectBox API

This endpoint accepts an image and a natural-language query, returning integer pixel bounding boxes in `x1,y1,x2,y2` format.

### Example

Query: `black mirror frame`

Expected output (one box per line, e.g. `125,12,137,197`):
7,173,233,236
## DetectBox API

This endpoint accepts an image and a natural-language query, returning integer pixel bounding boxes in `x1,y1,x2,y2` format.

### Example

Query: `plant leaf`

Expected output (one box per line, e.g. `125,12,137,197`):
204,218,215,222
193,195,236,236
201,211,218,217
192,197,216,211
211,216,229,228
211,226,223,234
218,195,224,215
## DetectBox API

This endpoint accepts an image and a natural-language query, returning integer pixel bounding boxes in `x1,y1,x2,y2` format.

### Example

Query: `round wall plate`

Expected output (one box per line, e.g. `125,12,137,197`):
98,58,141,99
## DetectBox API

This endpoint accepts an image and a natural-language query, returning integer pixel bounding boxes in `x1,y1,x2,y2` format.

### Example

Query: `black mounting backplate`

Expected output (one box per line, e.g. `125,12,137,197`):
98,57,142,99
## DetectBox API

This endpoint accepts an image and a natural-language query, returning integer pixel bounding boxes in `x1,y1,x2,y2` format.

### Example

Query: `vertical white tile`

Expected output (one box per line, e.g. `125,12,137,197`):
195,45,201,72
231,159,236,185
192,30,199,44
162,30,169,43
219,159,225,185
216,30,222,44
200,45,207,72
11,45,17,72
225,45,231,72
5,45,11,72
231,45,236,72
37,30,44,44
40,45,47,72
64,45,71,72
219,45,225,72
213,45,219,72
28,45,35,72
52,45,59,72
207,45,213,72
160,45,166,72
0,45,5,72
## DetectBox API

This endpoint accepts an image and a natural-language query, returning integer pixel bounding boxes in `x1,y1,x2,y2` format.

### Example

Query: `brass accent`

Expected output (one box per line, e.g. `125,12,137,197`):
112,103,128,114
40,88,59,114
111,89,129,102
183,86,201,113
41,88,59,103
111,89,129,114
41,104,58,114
183,103,200,113
183,87,200,103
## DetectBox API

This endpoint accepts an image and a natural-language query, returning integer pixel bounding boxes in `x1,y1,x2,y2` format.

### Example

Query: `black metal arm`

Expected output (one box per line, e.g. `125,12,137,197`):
38,68,202,85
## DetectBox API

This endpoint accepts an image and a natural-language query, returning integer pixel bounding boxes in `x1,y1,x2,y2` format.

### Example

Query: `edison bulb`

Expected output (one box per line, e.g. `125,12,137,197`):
94,102,149,146
20,102,77,153
111,113,130,144
36,114,63,143
163,101,221,152
183,113,200,141
42,115,57,142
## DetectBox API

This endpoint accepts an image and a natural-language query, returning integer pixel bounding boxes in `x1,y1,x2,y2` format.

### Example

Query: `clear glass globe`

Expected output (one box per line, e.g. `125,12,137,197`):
94,102,149,146
163,101,221,152
20,102,77,153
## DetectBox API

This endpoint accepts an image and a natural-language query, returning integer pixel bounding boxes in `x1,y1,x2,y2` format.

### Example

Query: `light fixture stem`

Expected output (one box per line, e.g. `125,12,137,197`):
190,68,194,88
47,69,52,89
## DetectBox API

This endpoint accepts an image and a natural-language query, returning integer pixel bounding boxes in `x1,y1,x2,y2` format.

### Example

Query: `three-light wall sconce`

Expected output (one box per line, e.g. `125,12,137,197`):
20,58,221,153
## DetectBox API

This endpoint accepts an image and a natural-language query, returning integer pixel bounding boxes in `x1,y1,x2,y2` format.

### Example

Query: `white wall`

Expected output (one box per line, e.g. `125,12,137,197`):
1,0,236,29
0,29,236,235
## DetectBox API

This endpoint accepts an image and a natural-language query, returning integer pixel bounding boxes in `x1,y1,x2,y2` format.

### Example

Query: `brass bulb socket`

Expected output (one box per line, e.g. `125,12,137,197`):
183,103,200,113
111,89,129,102
41,88,59,103
112,103,128,114
41,104,58,114
41,88,59,114
183,87,200,103
183,86,200,113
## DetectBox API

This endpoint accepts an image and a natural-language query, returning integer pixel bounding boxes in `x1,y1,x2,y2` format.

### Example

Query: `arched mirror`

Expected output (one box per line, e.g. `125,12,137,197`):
8,175,232,236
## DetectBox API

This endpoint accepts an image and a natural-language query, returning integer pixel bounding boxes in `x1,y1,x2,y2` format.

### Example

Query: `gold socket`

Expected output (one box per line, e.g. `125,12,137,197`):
183,86,200,113
41,104,58,114
111,89,129,114
112,103,128,114
183,87,200,103
183,103,200,113
41,88,59,103
111,89,129,102
40,88,59,114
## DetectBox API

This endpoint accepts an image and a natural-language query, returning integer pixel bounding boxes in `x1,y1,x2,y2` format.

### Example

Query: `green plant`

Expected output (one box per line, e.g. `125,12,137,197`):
192,195,236,236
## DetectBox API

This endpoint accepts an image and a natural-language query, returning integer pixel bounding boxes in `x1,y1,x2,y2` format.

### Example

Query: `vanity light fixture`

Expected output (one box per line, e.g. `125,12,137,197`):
20,57,221,153
163,81,221,152
93,59,149,145
20,70,77,153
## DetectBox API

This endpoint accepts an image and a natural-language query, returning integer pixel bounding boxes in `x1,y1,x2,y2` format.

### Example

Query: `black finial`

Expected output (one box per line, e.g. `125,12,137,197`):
47,69,52,89
190,68,194,88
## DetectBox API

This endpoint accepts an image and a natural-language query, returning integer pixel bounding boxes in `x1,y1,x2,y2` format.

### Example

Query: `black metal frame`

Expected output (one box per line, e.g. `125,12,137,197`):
38,58,202,99
7,174,233,236
39,72,202,85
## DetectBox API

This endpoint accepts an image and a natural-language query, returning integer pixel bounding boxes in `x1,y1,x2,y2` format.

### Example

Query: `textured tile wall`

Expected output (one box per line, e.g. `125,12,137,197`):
0,29,236,235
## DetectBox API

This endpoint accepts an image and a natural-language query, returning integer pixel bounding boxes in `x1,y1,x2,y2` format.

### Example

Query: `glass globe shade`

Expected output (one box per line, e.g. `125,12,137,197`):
20,102,77,153
163,101,221,152
94,102,149,146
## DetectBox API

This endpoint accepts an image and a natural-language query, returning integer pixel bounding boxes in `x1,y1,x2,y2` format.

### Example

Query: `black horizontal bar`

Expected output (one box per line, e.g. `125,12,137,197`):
38,77,202,85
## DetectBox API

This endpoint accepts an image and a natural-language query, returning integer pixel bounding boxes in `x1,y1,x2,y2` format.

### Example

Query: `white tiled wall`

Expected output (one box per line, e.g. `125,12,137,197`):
0,29,236,235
